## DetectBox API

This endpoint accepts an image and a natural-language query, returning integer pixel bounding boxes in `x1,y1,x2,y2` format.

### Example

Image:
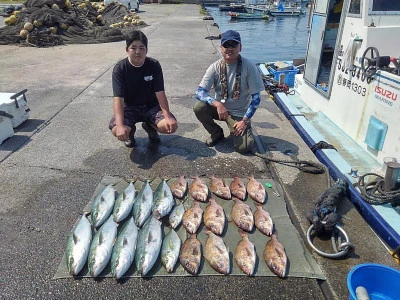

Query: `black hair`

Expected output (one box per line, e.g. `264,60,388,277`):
126,30,148,49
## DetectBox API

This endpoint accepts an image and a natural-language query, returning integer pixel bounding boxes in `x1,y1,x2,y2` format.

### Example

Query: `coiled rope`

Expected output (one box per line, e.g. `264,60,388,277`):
357,172,400,205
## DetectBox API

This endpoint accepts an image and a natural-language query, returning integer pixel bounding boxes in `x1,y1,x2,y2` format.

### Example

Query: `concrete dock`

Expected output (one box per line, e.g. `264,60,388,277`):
0,4,398,299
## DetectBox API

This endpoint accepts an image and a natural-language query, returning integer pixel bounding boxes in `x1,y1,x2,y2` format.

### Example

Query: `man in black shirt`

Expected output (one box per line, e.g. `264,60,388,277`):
109,30,178,147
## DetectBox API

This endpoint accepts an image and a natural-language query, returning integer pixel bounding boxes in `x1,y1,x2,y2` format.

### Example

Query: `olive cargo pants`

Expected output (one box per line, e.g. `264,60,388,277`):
193,101,254,154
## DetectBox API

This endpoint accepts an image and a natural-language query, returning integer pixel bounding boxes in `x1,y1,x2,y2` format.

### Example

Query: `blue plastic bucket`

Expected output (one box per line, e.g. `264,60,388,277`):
347,263,400,300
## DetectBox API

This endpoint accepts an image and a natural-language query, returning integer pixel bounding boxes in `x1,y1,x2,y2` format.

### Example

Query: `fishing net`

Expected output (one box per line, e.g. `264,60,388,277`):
0,0,147,47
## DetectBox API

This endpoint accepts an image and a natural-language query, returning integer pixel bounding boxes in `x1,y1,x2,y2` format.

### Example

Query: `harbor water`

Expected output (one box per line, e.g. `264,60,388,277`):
205,6,311,64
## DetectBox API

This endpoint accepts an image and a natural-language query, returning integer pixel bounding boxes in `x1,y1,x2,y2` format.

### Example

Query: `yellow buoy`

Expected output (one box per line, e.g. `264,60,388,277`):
9,15,17,25
19,29,29,38
33,19,42,28
24,22,34,31
49,26,57,34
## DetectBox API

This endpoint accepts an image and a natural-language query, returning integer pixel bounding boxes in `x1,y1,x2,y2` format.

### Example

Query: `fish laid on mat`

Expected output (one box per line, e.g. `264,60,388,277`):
204,197,226,235
246,175,266,204
161,229,181,273
113,182,136,223
254,203,274,236
229,176,246,201
152,179,175,220
170,175,188,199
180,234,202,275
235,230,256,276
88,215,118,277
65,214,92,276
189,175,209,202
91,184,116,228
135,216,162,276
209,175,231,200
182,201,203,234
169,202,185,229
204,230,230,274
232,197,254,232
132,180,153,228
111,217,138,279
263,232,287,278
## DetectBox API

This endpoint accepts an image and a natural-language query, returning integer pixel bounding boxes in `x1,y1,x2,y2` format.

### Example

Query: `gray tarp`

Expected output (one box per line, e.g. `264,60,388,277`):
54,175,325,279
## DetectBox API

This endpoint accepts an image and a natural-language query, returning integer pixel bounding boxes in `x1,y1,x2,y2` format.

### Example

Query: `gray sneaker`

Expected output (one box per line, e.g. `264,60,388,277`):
124,125,136,148
142,122,160,143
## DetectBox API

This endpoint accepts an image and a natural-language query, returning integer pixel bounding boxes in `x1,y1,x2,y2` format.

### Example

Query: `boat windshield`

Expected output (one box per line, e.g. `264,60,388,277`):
372,0,400,12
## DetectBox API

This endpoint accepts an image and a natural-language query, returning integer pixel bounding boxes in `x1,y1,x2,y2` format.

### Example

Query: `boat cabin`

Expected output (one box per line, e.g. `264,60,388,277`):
299,0,400,166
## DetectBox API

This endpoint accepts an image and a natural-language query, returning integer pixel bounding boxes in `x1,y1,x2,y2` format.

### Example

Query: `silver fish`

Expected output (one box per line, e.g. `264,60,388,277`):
235,231,256,276
204,230,230,274
65,214,92,276
170,174,188,199
113,182,136,223
91,184,116,228
182,201,203,234
88,215,118,277
152,179,175,220
135,216,162,276
169,202,185,229
111,217,138,279
132,180,153,228
161,229,181,273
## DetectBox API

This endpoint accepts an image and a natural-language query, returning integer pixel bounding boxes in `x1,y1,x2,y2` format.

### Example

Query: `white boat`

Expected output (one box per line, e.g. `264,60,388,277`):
261,0,400,257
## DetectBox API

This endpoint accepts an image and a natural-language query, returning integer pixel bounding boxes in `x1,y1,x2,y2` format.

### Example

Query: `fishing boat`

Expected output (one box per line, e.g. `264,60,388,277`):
260,0,400,259
268,1,306,16
228,11,270,19
219,2,247,12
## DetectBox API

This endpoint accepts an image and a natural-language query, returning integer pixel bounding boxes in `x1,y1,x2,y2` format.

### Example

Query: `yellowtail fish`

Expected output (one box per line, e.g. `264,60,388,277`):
113,181,136,223
161,229,181,273
111,217,138,279
169,202,185,229
152,179,175,220
132,180,153,228
65,214,92,276
91,184,115,228
88,215,118,277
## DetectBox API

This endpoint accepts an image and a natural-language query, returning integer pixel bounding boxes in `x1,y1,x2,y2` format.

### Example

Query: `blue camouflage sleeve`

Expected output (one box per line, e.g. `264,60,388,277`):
195,86,215,105
244,92,261,119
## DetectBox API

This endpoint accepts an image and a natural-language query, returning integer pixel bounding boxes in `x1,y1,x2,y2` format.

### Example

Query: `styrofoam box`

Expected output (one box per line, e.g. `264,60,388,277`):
294,74,305,95
0,91,30,128
0,109,14,145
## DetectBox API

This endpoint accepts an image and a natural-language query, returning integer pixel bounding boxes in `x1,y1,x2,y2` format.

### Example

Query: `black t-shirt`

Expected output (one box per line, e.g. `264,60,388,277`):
112,57,164,107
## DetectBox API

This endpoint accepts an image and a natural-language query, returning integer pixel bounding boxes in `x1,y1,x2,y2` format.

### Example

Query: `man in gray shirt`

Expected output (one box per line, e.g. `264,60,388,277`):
194,30,264,153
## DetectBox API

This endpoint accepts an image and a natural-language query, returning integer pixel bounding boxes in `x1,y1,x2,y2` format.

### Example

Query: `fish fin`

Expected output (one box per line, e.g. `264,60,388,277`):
215,208,222,218
216,245,225,255
147,232,153,244
123,237,129,247
192,247,199,256
245,248,252,256
72,233,79,244
121,192,126,200
99,232,104,245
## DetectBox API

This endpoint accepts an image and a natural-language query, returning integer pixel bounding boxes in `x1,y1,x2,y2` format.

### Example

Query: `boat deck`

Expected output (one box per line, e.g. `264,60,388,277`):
274,89,400,252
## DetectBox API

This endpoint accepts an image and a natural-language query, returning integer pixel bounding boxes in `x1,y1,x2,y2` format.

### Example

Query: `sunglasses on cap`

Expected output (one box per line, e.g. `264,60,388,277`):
222,41,239,48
